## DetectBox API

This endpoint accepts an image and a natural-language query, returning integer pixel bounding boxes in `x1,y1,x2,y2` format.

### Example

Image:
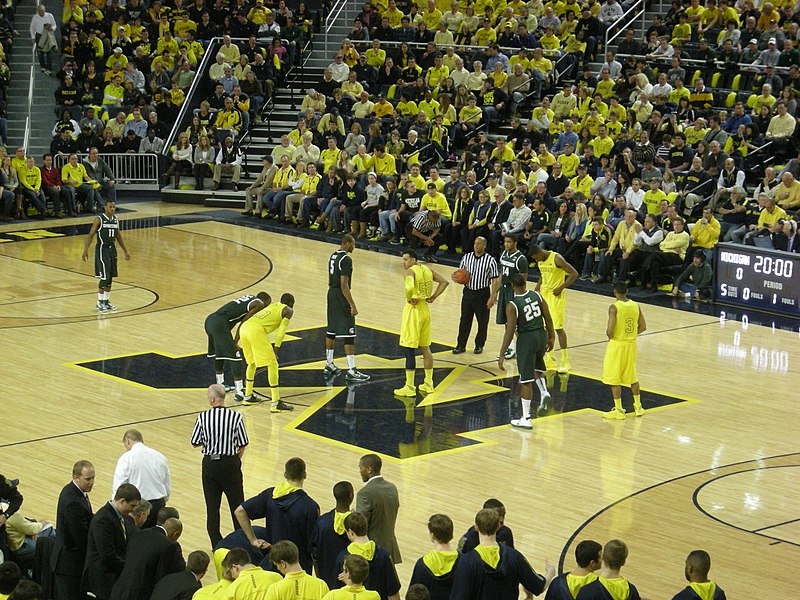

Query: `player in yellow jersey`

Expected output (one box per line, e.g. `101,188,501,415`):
266,540,329,600
193,558,233,600
237,293,295,412
602,282,646,419
529,245,578,373
395,249,450,397
222,548,282,600
320,555,379,600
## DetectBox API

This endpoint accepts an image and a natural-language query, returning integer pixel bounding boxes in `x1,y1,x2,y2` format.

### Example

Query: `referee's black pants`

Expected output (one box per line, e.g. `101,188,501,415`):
457,287,491,349
202,455,244,547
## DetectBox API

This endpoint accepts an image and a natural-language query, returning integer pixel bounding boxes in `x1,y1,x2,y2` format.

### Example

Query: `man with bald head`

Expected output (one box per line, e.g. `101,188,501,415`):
110,518,186,600
191,385,249,546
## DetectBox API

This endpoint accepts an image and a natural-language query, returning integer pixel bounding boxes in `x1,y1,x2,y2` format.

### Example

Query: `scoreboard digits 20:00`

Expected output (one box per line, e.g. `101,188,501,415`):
714,244,799,317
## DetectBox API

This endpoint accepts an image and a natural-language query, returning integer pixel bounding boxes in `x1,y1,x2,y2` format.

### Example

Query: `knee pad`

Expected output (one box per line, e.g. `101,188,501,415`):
404,347,416,370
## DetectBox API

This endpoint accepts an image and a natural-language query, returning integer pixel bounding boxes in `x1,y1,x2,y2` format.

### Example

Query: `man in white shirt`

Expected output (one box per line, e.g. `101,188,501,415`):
449,58,469,88
598,0,623,24
327,53,350,83
112,429,171,529
601,51,622,80
30,4,57,72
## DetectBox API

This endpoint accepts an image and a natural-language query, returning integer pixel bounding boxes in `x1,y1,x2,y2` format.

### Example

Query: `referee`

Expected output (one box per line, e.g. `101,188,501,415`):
453,236,500,355
191,384,249,547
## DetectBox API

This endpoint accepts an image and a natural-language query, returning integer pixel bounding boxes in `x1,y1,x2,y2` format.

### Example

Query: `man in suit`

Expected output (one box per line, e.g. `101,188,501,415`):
52,460,95,600
356,454,401,564
82,483,141,600
149,550,209,600
110,518,186,600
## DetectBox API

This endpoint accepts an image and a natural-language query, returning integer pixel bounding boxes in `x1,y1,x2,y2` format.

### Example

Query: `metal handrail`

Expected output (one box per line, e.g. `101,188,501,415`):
23,0,43,150
162,35,222,155
347,39,563,64
324,0,349,53
605,0,646,49
617,52,794,74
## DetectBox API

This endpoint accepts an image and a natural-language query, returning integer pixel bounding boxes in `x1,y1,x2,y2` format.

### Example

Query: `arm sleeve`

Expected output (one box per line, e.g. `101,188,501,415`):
273,317,290,348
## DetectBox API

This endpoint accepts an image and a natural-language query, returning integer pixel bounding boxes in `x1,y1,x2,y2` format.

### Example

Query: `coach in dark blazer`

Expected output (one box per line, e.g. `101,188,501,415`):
110,518,185,600
82,484,141,600
53,461,96,600
148,549,209,600
356,454,401,564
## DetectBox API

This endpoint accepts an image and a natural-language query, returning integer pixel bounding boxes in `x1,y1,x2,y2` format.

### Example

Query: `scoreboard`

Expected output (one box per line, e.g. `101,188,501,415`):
714,243,800,318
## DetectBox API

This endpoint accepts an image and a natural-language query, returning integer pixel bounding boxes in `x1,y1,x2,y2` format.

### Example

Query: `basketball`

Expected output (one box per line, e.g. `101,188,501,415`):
452,269,470,284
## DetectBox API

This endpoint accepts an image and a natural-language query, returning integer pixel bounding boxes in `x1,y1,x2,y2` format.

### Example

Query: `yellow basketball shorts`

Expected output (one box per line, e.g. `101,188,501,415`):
602,339,638,386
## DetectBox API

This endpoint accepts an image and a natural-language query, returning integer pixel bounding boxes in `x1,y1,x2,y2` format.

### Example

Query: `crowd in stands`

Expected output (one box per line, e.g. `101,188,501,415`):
20,0,318,213
211,0,800,290
0,461,728,600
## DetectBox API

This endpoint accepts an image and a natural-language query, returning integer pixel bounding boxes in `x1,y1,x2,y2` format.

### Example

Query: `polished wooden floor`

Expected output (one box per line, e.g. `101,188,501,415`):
0,202,796,599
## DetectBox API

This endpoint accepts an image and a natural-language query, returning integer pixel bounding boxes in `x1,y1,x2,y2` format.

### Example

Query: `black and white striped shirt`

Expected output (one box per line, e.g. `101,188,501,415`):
410,210,441,234
190,407,249,456
459,251,499,291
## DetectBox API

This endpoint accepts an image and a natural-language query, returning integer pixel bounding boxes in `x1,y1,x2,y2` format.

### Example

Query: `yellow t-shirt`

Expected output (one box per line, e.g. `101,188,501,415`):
193,580,232,600
321,587,380,600
264,571,329,600
557,152,579,178
226,567,283,600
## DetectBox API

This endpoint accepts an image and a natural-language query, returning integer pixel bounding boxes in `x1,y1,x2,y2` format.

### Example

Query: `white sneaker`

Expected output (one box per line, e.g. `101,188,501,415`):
511,417,533,429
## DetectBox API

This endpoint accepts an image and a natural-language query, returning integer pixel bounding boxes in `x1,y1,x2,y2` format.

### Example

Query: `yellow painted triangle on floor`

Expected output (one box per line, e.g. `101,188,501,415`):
416,365,508,407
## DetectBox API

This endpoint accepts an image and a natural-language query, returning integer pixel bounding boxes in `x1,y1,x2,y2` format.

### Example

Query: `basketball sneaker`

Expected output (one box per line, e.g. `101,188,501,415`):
233,392,245,402
96,301,107,312
242,395,261,405
345,369,370,382
634,404,645,417
557,359,570,374
511,416,533,429
271,400,294,412
418,381,435,394
393,385,417,397
223,384,236,393
503,348,516,359
544,352,557,371
104,302,117,312
602,408,626,420
323,363,341,376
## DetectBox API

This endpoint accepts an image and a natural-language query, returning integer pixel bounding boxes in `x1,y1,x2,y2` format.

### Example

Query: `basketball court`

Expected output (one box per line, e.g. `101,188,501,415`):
0,201,796,597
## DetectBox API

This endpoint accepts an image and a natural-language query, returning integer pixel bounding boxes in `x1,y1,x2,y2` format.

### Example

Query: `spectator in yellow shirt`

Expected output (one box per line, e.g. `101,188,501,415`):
364,40,387,69
472,18,497,45
422,182,452,222
688,207,720,260
19,156,49,217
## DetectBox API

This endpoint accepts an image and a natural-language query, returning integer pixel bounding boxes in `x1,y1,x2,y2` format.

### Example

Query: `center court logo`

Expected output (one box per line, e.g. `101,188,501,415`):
71,325,691,460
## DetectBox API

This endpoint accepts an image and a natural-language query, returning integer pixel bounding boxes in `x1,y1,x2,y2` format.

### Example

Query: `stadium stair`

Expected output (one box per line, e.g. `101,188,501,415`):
7,1,59,158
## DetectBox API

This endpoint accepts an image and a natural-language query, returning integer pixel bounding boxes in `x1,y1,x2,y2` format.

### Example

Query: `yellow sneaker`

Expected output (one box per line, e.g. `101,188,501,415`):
557,359,570,374
544,352,557,371
419,382,435,394
634,404,645,417
393,385,417,397
603,408,626,420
